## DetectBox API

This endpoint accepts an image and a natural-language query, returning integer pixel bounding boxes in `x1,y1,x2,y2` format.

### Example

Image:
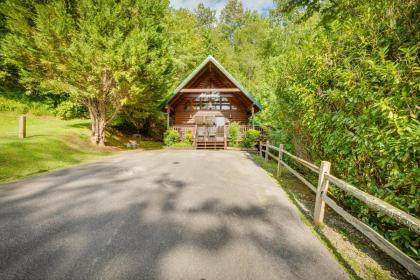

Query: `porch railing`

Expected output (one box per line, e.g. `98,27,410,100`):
239,125,264,138
171,124,265,142
171,125,195,141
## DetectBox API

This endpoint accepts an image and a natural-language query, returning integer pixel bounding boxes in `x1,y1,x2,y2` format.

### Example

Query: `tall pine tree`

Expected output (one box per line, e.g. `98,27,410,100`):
1,0,173,145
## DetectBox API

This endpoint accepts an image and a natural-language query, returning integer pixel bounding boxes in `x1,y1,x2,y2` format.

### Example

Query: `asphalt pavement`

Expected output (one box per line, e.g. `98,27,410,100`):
0,150,348,280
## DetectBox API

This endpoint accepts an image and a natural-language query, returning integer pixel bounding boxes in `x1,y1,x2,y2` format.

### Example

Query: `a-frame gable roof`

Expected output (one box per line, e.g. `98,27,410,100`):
160,55,262,110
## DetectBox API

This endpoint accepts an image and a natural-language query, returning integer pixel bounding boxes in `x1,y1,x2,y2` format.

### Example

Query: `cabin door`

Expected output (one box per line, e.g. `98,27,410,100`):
215,117,225,138
195,116,215,139
195,116,225,141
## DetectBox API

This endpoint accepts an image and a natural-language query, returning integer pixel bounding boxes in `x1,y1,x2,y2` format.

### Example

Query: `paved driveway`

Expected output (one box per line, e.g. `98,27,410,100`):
0,150,347,280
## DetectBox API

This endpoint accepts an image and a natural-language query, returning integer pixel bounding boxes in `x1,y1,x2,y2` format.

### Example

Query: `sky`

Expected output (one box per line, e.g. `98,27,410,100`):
170,0,275,17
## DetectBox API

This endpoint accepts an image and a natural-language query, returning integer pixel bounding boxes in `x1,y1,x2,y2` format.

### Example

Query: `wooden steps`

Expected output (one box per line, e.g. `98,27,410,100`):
195,140,225,150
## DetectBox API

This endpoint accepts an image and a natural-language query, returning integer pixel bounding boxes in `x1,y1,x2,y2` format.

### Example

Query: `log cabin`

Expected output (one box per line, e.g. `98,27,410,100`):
160,55,262,149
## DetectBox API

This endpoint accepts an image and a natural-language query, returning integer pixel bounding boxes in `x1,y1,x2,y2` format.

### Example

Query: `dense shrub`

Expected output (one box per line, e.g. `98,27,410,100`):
55,100,86,119
242,129,260,148
163,128,180,146
0,96,53,115
267,0,420,259
228,121,240,145
184,129,193,144
0,96,28,113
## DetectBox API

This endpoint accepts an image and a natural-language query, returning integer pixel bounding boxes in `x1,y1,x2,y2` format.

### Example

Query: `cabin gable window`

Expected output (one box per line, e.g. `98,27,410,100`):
161,55,261,127
182,96,239,112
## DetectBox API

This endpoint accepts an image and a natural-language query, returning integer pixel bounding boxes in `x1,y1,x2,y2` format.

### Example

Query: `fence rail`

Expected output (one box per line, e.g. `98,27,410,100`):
258,141,420,278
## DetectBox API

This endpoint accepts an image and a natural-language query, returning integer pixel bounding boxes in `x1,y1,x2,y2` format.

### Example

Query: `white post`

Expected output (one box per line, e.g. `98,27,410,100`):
19,115,26,139
314,161,331,225
265,140,269,161
277,144,284,177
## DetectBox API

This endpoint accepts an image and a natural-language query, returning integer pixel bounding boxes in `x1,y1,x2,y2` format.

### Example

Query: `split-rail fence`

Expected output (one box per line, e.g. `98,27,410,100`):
258,141,420,278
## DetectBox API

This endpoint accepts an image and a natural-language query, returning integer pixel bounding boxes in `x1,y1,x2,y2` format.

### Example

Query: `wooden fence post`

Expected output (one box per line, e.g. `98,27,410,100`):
265,141,269,161
314,161,331,225
277,144,284,177
19,115,26,139
259,141,262,157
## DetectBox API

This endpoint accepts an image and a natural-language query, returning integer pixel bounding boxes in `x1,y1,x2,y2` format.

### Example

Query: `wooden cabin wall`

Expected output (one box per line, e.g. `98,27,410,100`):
173,93,249,125
174,108,248,125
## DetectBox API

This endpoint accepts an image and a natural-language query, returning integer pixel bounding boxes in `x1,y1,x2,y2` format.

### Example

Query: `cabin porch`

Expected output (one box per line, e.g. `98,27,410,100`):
171,124,263,149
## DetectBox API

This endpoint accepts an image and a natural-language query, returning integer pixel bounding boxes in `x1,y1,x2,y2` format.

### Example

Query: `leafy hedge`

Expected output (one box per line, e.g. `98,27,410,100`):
163,128,180,146
267,0,419,259
228,121,240,146
242,129,260,148
184,129,193,144
0,93,86,119
54,100,86,120
0,95,52,116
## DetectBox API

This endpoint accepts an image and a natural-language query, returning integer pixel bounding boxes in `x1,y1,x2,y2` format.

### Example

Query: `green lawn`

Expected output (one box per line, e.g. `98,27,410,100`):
0,112,118,183
168,142,193,148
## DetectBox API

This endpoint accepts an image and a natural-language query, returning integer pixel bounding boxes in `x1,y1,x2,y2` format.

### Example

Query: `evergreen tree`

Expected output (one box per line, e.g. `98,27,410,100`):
194,3,217,29
1,0,173,145
220,0,246,46
168,8,206,81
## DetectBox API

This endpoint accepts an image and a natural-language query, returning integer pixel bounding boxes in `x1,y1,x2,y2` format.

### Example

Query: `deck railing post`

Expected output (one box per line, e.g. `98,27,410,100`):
314,161,331,225
224,125,227,149
259,141,262,157
277,144,284,177
265,141,269,161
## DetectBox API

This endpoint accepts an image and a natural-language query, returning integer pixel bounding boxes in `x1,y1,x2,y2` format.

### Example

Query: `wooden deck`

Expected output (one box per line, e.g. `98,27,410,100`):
171,125,263,150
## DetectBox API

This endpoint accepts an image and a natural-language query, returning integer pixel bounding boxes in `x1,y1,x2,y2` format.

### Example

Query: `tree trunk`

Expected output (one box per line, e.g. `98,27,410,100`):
85,70,116,146
96,118,106,146
88,105,97,144
87,99,107,146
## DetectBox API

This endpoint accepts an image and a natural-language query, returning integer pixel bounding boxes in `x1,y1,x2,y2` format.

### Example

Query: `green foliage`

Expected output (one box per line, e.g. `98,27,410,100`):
168,8,206,80
170,142,193,148
1,0,174,145
194,3,216,29
163,128,180,146
138,140,164,150
266,0,420,259
0,96,28,113
54,100,86,120
242,129,260,148
228,121,240,145
0,95,54,116
184,129,193,144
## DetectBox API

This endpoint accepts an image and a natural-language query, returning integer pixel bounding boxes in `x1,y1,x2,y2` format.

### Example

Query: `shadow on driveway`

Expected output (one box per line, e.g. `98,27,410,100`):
0,150,348,280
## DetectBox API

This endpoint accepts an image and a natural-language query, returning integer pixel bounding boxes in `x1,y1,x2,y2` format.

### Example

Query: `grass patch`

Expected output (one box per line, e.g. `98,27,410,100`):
139,140,164,150
167,142,193,149
105,128,163,150
250,154,411,280
0,112,118,183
